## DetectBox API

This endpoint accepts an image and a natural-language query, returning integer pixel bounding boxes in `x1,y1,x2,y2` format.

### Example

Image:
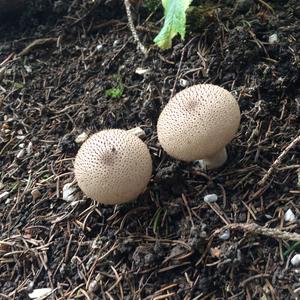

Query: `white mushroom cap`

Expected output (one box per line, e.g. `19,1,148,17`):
74,129,152,205
157,84,240,164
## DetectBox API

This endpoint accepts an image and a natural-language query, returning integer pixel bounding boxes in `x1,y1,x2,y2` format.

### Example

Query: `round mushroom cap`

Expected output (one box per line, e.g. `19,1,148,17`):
157,84,241,161
74,129,152,205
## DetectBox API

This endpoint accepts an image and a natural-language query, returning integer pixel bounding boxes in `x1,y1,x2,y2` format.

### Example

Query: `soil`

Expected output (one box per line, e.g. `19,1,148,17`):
1,0,300,299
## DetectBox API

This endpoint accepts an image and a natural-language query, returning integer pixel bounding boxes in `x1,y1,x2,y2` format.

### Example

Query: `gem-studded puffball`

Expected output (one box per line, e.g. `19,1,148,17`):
74,129,152,205
157,84,241,161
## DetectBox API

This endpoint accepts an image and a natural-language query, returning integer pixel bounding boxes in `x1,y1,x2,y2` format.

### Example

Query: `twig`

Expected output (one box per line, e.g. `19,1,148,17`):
170,35,200,98
212,223,300,242
181,193,195,227
257,0,274,14
258,134,300,186
0,52,15,66
240,274,270,287
124,0,148,56
17,38,57,57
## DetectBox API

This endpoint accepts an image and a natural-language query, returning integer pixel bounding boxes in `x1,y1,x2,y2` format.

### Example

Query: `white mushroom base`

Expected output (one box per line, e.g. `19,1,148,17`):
197,148,228,170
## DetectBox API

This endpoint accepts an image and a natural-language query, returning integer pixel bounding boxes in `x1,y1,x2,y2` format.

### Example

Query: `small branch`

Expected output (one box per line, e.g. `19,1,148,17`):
124,0,148,56
17,38,57,57
257,0,274,14
258,134,300,186
213,223,300,242
170,35,200,98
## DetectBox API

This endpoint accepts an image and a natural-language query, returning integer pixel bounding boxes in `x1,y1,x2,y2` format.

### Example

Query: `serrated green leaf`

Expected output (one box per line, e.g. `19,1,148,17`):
154,0,192,50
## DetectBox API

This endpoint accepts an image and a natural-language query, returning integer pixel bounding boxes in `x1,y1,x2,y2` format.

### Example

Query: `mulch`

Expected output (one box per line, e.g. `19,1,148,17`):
1,0,300,299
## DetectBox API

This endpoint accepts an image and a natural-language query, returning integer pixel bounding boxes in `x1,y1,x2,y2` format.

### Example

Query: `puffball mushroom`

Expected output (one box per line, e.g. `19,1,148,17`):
74,129,152,205
157,84,240,170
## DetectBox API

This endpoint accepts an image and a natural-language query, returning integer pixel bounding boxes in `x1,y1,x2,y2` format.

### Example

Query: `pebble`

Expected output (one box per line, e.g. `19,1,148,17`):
63,183,77,202
113,40,120,47
219,229,230,240
75,132,88,144
179,78,189,87
204,194,218,203
88,273,102,292
26,280,34,292
135,67,151,76
284,208,296,222
31,189,42,201
291,254,300,266
96,44,103,51
0,191,9,201
88,279,99,293
28,288,52,299
269,33,279,44
24,65,32,73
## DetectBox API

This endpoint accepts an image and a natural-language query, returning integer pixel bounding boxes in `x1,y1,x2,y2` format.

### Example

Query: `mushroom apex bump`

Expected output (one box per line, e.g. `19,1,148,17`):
157,84,241,162
74,129,152,205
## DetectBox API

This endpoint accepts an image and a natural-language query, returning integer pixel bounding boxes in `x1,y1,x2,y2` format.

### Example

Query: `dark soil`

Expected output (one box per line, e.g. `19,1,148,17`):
1,0,300,299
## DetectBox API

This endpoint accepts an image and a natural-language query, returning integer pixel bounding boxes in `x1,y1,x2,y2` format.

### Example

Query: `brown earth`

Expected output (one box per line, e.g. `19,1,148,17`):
1,0,300,299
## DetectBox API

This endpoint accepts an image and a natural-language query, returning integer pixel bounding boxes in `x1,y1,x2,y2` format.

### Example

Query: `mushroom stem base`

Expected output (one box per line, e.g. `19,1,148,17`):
198,148,228,170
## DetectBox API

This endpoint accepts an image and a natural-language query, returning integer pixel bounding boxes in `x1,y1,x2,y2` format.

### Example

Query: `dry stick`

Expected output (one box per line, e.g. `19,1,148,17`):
124,0,148,56
17,38,57,57
0,52,15,66
170,35,200,98
257,0,275,13
258,134,300,186
213,223,300,242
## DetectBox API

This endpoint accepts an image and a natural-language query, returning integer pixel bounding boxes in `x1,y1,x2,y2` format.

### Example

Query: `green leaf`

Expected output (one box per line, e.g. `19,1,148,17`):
154,0,192,49
105,85,124,99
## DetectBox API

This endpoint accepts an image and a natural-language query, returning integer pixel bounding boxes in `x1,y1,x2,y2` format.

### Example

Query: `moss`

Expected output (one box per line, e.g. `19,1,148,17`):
105,74,124,99
105,85,124,99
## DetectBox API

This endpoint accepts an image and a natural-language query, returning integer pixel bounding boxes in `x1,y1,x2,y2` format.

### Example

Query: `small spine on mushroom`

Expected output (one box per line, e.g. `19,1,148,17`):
198,148,228,170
